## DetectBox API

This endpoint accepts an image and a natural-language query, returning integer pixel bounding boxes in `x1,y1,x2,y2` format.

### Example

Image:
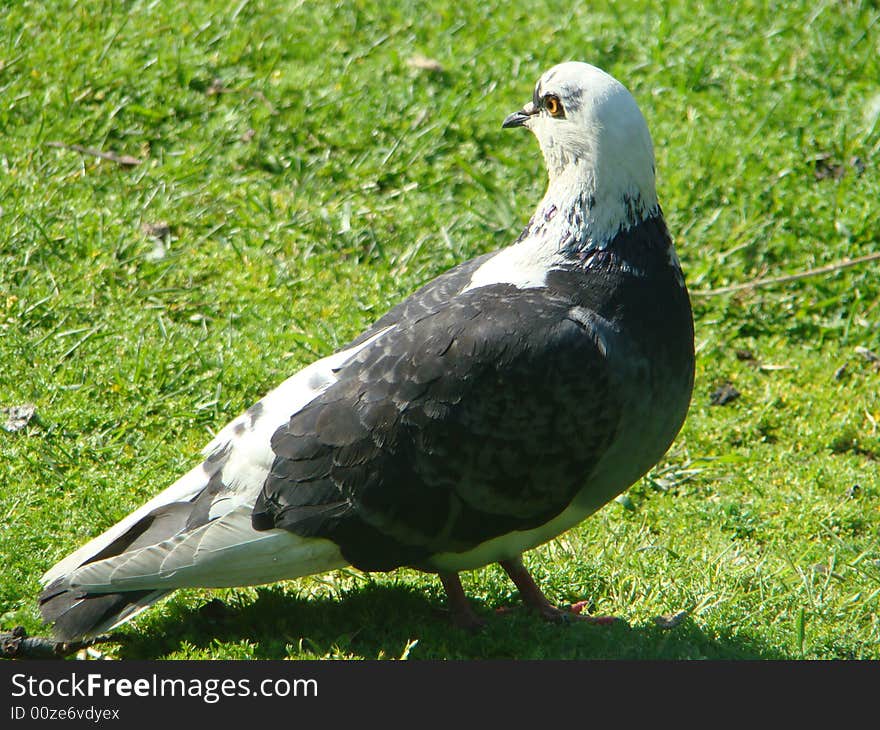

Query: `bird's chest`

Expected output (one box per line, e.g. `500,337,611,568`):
568,271,695,511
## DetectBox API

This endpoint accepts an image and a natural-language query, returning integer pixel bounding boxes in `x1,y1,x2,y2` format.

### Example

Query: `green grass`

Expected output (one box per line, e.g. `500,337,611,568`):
1,0,879,659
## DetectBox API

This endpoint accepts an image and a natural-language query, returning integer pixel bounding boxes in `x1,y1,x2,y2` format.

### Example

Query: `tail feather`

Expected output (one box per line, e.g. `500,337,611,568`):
38,501,197,641
39,582,167,642
39,504,347,640
41,465,209,587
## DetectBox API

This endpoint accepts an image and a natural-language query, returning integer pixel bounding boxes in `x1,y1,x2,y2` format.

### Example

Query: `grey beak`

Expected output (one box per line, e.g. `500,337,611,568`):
502,101,537,129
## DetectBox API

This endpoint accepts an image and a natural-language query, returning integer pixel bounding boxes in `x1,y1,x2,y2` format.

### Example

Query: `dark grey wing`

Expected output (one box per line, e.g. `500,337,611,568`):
252,285,622,571
349,251,496,345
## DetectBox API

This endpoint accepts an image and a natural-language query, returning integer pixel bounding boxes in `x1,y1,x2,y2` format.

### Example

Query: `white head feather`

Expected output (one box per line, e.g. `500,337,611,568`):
465,62,663,292
507,62,659,244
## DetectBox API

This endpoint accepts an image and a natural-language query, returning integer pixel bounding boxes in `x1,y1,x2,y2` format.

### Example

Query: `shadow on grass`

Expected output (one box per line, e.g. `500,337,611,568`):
117,583,788,660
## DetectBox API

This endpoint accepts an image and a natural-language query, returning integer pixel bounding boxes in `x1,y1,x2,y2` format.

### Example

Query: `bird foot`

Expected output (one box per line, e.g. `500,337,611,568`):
495,599,619,625
545,600,620,625
450,609,487,632
498,557,622,626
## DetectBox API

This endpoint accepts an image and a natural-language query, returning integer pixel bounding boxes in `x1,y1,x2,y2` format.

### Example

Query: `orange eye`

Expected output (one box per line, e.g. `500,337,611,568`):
545,94,563,117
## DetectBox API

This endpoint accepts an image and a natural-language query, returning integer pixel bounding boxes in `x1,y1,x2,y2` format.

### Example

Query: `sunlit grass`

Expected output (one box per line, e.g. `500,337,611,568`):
1,0,878,659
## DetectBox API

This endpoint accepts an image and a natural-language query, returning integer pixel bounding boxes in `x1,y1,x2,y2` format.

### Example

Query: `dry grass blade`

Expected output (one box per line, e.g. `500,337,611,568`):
692,252,880,297
46,141,142,167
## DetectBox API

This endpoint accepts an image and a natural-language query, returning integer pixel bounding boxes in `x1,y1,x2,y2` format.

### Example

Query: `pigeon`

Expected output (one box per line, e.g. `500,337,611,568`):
39,61,694,640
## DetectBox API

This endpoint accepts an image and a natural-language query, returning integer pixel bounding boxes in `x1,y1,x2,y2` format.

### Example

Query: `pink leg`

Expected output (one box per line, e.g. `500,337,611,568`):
500,556,618,625
439,573,486,630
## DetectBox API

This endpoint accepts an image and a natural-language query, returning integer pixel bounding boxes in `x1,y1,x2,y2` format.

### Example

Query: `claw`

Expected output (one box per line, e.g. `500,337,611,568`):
439,573,486,631
500,557,621,626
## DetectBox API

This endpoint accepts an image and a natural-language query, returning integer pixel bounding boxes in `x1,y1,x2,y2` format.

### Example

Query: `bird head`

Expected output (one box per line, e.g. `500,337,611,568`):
503,62,658,225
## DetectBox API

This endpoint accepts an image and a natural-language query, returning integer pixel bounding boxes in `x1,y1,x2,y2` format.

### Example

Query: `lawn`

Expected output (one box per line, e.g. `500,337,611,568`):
1,0,878,659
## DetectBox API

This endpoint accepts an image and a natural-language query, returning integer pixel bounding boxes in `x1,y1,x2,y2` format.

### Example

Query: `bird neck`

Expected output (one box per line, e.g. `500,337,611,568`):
528,158,660,260
462,159,669,295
